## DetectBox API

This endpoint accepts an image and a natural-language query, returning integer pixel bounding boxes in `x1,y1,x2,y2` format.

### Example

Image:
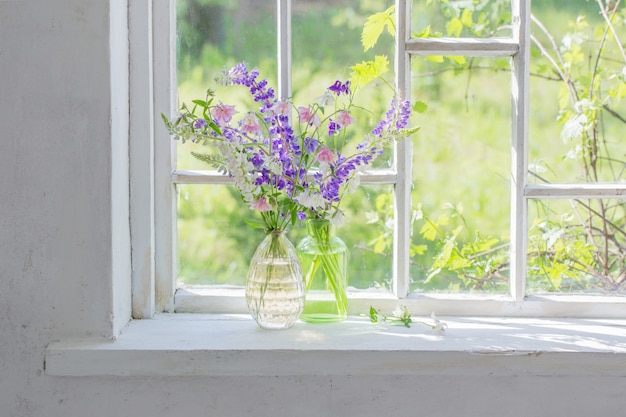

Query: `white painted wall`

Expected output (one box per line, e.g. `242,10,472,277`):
0,1,625,416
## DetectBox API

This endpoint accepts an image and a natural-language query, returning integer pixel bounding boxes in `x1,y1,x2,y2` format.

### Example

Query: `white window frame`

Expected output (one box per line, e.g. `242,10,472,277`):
133,0,626,319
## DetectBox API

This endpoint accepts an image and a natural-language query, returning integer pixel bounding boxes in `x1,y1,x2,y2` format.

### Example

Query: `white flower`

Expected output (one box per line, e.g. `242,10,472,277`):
329,209,345,226
294,190,325,209
266,159,282,175
392,305,407,317
344,169,363,194
430,312,447,335
316,90,335,107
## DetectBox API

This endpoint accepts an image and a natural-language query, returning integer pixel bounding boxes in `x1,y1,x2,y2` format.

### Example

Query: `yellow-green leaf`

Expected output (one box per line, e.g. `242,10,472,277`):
461,8,473,27
415,25,431,38
420,221,439,241
372,236,387,254
410,244,428,256
446,55,467,65
427,55,444,63
362,5,395,52
447,17,463,37
350,55,390,88
413,101,428,113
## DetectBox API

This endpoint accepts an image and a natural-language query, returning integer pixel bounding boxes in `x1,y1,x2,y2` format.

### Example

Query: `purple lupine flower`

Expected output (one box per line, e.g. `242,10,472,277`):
249,153,264,167
193,118,207,129
395,100,411,129
321,177,341,202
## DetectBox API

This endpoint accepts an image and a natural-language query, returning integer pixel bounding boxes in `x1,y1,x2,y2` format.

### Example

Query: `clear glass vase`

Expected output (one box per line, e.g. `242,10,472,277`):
245,230,305,329
297,219,348,323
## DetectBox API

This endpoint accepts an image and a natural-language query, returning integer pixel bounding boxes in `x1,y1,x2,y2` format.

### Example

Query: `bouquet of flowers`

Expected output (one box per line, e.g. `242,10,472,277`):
162,62,418,233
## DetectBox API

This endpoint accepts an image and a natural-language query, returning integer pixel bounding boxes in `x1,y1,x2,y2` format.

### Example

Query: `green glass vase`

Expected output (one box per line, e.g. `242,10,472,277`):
246,230,304,329
297,219,348,323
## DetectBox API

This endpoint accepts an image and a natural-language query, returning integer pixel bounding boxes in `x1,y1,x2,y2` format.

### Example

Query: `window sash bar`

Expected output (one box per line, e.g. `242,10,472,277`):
394,0,412,298
406,37,519,56
510,0,531,302
526,184,626,199
172,169,399,185
277,0,291,101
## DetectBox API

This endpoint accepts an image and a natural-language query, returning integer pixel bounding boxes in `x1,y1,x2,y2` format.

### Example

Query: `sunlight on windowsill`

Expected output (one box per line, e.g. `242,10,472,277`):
45,314,626,377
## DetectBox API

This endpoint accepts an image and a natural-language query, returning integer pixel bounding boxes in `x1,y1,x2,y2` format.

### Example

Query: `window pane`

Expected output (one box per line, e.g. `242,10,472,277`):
529,1,626,184
178,184,394,291
292,0,396,169
411,0,512,39
176,0,277,170
409,57,511,294
290,185,395,292
177,184,255,287
527,198,626,295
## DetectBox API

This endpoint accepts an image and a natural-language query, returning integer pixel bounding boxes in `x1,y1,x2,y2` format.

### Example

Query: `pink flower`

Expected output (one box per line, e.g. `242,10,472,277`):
316,147,335,163
241,112,262,135
298,106,321,127
336,110,354,127
211,102,237,125
252,196,272,212
273,100,290,117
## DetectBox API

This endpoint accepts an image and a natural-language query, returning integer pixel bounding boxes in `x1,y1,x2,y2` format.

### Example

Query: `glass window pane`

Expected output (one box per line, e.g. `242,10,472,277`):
292,0,396,169
290,185,395,292
529,1,626,184
178,184,394,291
409,57,511,294
412,0,512,39
177,184,256,287
527,198,626,295
176,0,277,170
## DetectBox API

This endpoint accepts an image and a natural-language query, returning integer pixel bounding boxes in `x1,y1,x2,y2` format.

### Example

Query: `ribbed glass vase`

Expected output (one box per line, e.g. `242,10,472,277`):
297,219,348,323
245,230,305,329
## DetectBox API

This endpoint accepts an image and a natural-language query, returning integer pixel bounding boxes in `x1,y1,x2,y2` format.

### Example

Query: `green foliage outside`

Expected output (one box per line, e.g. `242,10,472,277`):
175,0,626,295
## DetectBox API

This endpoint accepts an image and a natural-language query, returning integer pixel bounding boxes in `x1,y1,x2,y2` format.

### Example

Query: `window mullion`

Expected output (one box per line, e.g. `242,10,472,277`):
510,0,531,302
277,0,291,101
393,0,412,299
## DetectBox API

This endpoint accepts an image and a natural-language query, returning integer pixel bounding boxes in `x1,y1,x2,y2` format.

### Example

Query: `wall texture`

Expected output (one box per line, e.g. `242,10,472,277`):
1,1,625,416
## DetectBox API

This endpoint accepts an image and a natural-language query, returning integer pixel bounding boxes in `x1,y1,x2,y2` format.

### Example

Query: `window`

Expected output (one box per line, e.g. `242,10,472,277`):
142,0,626,318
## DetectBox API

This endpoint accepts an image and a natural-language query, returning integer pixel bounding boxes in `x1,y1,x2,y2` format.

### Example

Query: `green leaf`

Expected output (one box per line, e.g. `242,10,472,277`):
413,101,428,113
191,152,227,170
371,235,387,254
460,8,473,27
192,99,208,108
447,17,463,37
208,121,222,136
350,55,390,88
420,220,439,241
446,55,467,65
244,217,267,229
369,306,379,323
426,55,444,63
410,244,428,256
361,6,395,52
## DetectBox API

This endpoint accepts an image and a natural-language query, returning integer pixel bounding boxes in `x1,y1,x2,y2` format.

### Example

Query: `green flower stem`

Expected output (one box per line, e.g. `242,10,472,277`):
304,221,348,315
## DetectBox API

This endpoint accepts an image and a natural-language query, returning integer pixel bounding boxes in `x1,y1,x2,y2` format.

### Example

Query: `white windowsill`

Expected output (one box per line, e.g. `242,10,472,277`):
45,314,626,377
